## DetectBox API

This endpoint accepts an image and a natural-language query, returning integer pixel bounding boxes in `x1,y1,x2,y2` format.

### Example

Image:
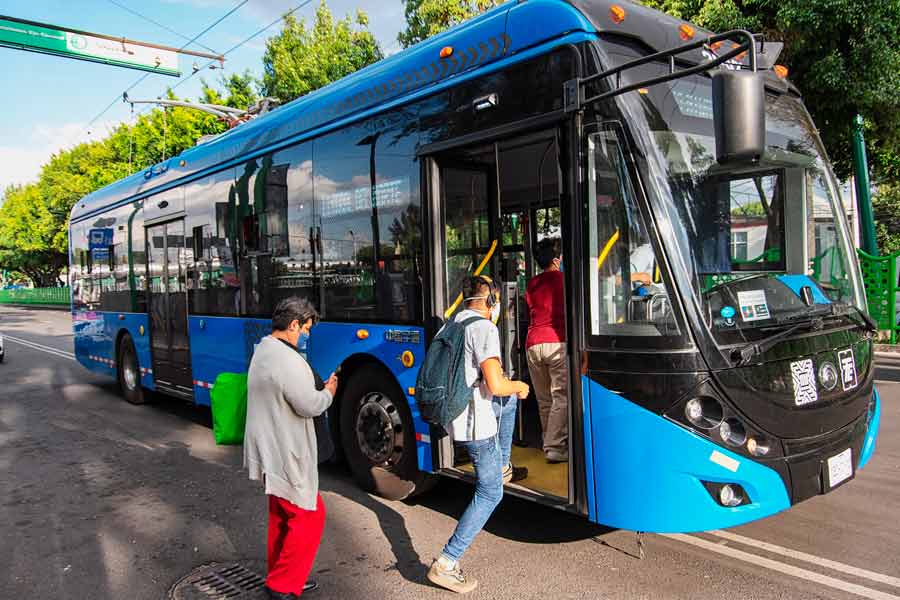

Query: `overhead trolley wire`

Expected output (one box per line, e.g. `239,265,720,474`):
105,0,221,55
86,0,249,130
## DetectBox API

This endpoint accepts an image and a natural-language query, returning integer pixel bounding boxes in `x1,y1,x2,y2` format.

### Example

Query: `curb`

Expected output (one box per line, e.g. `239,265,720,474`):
0,304,70,311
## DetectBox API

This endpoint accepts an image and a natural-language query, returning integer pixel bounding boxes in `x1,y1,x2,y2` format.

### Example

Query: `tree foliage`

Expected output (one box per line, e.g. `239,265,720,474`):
398,0,500,48
641,0,900,183
261,1,382,103
873,185,900,255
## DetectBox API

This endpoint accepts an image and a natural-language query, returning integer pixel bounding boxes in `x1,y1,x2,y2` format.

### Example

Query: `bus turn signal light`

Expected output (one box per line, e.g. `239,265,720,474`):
356,329,369,340
678,24,695,41
440,46,454,59
609,4,626,24
774,64,789,78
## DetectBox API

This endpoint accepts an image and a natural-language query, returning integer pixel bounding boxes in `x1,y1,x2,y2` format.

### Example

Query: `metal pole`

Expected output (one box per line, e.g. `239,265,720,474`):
852,114,878,255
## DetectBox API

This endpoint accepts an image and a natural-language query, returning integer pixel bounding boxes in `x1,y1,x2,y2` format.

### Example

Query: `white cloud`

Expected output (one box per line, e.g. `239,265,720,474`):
0,120,120,192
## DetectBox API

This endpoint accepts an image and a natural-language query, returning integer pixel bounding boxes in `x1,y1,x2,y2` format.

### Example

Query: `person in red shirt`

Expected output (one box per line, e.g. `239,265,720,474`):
525,237,568,463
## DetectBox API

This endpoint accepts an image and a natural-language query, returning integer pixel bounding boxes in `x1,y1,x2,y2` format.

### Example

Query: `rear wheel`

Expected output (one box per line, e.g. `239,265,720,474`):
117,335,146,405
340,364,435,500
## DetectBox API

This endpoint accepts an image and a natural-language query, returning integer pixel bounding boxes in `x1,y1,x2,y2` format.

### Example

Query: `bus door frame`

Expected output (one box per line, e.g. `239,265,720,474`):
145,216,194,398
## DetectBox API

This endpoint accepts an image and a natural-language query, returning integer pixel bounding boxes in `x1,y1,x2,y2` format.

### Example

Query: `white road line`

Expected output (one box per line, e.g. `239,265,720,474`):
4,335,75,361
664,533,900,600
709,529,900,589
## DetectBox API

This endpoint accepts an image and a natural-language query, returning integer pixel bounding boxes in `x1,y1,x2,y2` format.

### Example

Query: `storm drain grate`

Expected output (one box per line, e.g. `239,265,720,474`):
170,562,267,600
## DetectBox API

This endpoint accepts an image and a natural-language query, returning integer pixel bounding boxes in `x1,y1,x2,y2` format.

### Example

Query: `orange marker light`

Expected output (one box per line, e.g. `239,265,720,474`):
609,4,626,24
401,351,415,368
407,387,416,396
440,46,454,59
774,64,789,78
356,329,369,340
710,40,724,51
638,88,649,95
678,24,695,41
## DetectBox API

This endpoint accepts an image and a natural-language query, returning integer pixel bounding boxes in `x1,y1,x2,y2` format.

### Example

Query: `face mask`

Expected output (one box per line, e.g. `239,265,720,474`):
490,303,501,323
298,330,310,351
558,257,564,273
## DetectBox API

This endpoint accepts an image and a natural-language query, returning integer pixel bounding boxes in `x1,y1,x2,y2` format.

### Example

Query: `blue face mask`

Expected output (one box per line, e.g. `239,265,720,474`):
298,331,310,351
558,257,564,273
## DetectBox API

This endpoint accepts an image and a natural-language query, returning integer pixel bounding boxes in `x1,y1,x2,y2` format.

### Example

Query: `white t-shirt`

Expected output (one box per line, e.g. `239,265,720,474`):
446,309,502,442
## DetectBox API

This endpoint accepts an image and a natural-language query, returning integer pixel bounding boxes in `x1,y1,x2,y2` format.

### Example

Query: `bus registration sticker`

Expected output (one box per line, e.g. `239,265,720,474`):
790,359,818,406
737,290,770,321
827,448,853,488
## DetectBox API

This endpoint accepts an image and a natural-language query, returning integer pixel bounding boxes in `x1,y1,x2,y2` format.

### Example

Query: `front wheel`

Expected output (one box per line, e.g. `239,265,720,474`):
117,335,146,405
339,364,435,500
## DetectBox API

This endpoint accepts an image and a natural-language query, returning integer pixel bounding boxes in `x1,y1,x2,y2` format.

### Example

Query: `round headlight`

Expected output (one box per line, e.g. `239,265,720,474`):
684,396,724,430
746,436,770,456
719,484,743,507
719,418,747,446
819,361,838,391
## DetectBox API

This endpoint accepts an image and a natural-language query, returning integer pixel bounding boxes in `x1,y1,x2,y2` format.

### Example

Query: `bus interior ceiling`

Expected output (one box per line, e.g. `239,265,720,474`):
439,129,569,500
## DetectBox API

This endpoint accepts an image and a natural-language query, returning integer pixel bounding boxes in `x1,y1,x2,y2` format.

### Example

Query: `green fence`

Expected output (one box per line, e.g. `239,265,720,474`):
858,249,899,343
0,287,70,305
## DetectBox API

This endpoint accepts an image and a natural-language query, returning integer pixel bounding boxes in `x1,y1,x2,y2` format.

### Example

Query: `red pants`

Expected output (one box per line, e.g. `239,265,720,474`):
267,494,326,595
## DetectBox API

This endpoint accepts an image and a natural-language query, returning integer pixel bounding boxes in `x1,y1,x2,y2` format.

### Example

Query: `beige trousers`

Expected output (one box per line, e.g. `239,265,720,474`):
525,342,569,454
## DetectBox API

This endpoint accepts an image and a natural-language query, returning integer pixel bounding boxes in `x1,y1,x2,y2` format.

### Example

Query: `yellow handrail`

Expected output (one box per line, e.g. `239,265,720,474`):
597,229,620,270
444,239,499,319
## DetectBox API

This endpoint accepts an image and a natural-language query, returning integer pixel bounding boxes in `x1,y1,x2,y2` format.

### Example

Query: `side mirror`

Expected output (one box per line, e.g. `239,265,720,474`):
712,70,765,164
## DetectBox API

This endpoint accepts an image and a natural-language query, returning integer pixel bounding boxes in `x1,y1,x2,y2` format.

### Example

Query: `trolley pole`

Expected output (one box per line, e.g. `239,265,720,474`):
852,114,878,255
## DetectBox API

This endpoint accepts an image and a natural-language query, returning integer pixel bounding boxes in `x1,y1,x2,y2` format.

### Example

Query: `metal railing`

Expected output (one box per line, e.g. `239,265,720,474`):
0,287,70,306
858,249,899,343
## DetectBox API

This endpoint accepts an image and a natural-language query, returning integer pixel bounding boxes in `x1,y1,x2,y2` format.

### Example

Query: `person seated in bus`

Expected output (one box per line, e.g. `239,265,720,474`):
428,276,530,594
525,238,569,463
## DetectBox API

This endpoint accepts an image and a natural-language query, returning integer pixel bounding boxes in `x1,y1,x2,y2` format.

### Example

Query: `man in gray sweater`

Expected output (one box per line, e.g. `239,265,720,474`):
244,297,338,599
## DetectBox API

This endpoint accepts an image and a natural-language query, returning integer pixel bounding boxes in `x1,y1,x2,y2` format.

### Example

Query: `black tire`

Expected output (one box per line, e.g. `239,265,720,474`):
117,335,146,405
339,364,435,500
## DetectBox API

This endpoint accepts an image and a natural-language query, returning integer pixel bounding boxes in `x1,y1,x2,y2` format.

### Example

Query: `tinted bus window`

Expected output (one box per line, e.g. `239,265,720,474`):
185,169,240,316
314,111,422,323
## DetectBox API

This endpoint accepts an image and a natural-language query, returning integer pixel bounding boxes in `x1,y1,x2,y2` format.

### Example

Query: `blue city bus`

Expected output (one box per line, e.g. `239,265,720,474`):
69,0,880,533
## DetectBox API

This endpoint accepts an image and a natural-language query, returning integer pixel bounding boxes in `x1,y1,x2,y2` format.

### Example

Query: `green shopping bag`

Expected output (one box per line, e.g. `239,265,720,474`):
210,372,248,445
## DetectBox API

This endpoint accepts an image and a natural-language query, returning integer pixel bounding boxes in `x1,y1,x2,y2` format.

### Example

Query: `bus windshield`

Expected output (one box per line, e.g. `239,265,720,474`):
600,38,866,343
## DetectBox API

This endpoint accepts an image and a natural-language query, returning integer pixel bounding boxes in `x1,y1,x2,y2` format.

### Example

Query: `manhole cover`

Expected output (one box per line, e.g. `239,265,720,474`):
169,562,267,600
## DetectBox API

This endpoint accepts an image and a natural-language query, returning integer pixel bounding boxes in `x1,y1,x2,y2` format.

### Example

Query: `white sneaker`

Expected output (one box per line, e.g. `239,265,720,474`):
427,558,478,594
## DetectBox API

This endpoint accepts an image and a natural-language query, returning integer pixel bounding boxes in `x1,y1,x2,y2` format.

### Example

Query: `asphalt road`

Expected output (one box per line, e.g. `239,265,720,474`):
0,304,898,600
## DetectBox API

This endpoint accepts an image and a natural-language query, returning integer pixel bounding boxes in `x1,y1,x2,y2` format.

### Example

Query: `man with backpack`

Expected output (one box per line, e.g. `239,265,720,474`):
424,275,530,594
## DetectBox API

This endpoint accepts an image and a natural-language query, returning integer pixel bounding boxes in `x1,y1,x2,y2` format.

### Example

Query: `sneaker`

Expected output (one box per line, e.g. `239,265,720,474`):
545,449,568,463
502,463,528,484
427,558,478,594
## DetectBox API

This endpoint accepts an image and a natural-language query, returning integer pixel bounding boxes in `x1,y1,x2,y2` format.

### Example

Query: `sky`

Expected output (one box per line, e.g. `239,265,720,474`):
0,0,407,192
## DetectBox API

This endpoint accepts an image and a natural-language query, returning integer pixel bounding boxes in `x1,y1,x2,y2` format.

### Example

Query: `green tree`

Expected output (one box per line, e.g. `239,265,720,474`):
873,184,900,254
261,1,382,103
0,184,69,286
641,0,900,183
398,0,501,48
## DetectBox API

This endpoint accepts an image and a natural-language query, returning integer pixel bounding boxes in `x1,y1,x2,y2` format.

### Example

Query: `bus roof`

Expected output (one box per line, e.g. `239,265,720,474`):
71,0,721,223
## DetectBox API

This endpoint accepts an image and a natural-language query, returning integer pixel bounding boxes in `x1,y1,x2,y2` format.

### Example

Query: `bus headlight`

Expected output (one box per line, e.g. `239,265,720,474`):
746,436,770,456
719,418,747,447
684,396,723,430
719,484,743,507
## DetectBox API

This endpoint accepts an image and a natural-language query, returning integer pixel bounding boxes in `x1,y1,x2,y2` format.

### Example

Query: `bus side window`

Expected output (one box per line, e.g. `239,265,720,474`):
585,126,678,338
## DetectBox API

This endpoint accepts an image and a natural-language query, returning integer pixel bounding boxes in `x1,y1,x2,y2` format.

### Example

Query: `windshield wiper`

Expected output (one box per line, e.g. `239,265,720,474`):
731,317,824,366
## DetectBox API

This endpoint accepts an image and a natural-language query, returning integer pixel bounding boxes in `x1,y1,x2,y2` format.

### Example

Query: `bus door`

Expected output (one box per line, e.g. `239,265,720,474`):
146,219,193,395
428,128,571,501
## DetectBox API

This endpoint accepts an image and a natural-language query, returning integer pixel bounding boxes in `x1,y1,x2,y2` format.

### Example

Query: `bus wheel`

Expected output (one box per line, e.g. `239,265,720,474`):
117,335,146,405
340,364,434,501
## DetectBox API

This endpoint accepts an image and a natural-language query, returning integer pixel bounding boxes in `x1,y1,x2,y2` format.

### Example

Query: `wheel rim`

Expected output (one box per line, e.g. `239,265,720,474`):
122,350,138,391
355,391,404,467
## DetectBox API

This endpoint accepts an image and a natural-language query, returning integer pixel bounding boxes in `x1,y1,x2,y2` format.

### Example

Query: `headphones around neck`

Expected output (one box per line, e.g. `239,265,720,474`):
474,275,498,308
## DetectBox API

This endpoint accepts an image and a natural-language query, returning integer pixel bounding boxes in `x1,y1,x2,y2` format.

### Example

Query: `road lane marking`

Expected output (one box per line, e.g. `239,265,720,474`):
664,533,900,600
4,335,75,361
708,529,900,589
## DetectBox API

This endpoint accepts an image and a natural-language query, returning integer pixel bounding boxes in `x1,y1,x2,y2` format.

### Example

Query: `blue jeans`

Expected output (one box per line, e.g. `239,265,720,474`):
495,396,518,468
442,435,504,562
441,398,517,563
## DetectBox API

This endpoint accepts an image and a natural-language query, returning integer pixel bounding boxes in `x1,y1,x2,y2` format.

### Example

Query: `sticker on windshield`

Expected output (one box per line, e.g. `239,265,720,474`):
791,359,819,406
737,289,770,322
838,348,858,391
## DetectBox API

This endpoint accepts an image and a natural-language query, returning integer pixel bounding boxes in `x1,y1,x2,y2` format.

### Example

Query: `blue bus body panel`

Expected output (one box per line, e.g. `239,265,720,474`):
582,376,791,532
306,322,432,473
859,388,881,470
72,311,154,388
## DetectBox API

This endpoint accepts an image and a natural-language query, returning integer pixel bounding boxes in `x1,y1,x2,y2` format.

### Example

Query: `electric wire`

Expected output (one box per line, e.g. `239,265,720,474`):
86,0,249,129
105,0,220,55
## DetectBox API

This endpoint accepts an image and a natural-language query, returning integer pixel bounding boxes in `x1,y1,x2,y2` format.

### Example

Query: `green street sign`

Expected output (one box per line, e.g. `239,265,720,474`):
0,15,180,76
